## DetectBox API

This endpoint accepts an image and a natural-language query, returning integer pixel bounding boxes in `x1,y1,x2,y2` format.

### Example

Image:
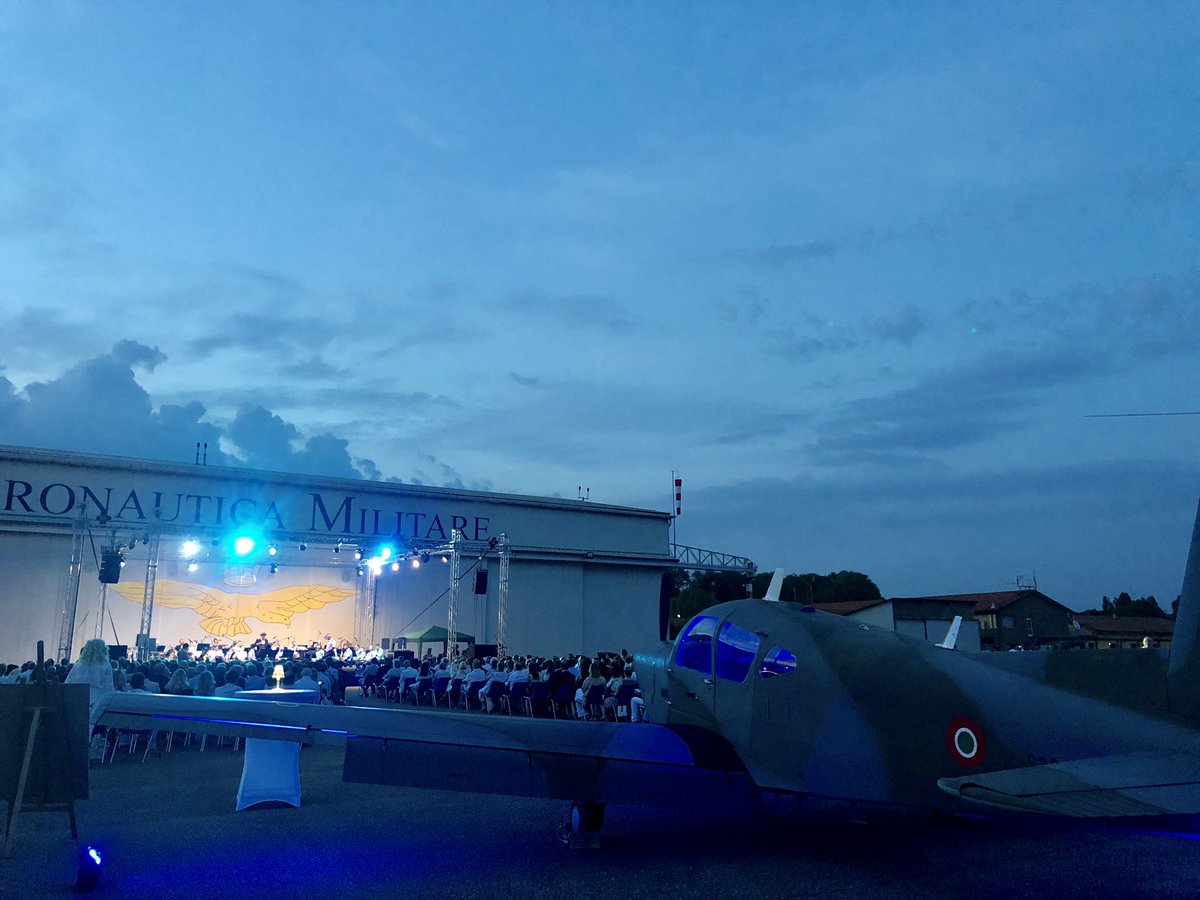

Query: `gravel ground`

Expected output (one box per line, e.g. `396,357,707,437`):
3,739,1200,899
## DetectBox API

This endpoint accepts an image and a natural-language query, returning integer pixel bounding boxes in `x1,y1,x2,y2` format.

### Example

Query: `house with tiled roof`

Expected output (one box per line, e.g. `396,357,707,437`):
1074,614,1175,649
811,588,1085,651
965,590,1078,650
809,595,983,650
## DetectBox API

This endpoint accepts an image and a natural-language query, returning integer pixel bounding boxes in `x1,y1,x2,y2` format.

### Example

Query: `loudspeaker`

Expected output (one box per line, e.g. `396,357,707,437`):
475,643,498,659
107,644,127,660
380,638,391,650
473,570,488,594
99,549,123,584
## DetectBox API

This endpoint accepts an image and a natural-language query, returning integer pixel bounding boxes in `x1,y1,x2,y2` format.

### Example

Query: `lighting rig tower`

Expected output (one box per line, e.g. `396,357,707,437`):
136,529,161,662
496,533,511,657
55,506,88,663
448,528,464,657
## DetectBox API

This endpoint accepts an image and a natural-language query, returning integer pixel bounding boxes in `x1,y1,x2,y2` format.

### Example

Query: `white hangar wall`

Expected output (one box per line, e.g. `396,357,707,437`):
0,446,675,663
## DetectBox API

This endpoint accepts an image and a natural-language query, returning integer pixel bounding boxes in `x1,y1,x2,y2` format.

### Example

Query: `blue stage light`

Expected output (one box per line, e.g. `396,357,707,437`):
76,845,103,892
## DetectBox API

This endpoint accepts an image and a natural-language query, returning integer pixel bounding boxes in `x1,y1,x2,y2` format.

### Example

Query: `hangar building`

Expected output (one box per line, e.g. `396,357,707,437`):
0,445,678,663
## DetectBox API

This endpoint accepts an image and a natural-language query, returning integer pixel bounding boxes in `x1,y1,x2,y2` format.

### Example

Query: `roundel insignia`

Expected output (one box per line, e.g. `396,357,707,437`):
947,716,985,769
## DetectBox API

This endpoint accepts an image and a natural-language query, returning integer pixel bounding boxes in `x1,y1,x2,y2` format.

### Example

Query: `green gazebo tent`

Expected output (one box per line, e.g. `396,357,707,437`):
400,625,475,655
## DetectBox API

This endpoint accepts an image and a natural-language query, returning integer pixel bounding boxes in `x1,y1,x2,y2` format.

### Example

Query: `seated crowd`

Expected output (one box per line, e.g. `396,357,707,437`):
1,636,648,723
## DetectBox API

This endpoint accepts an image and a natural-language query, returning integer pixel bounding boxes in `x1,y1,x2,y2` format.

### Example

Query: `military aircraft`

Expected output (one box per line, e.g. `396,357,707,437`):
99,500,1200,842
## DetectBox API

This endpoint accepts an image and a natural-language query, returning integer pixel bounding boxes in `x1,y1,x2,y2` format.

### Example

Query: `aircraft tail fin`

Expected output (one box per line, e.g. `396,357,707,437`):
1167,499,1200,719
763,569,785,602
938,616,963,650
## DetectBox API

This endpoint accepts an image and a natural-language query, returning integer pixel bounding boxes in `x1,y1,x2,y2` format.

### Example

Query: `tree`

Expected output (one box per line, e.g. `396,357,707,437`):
1082,593,1168,619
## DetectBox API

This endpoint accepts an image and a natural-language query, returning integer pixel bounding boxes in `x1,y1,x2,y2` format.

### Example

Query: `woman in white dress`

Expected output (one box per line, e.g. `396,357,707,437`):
65,637,116,729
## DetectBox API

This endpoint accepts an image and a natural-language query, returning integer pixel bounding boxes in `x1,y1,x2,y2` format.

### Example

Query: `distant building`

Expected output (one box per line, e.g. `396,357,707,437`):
812,588,1098,651
0,445,678,662
809,596,982,651
963,590,1080,650
1074,614,1175,649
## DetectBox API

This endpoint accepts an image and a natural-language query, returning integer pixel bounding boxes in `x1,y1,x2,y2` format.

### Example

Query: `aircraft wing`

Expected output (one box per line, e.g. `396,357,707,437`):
99,693,757,810
937,751,1200,817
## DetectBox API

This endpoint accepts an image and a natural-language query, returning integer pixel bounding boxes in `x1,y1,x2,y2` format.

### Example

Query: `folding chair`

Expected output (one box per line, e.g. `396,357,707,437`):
401,676,418,704
502,681,529,715
609,682,637,721
551,682,577,719
583,685,606,720
432,675,451,707
526,681,551,717
383,674,401,702
462,681,484,711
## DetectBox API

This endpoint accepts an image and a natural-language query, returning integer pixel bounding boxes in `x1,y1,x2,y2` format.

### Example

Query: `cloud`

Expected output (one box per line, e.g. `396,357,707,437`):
734,239,842,269
770,322,858,361
277,355,352,381
955,269,1200,359
675,458,1200,607
717,288,766,325
810,347,1102,462
863,303,925,345
504,290,636,334
110,339,166,371
0,344,382,480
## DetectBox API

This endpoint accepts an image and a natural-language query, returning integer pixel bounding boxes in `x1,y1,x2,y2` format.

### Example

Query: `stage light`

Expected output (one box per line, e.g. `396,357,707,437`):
420,550,430,564
391,561,400,572
269,562,278,574
128,538,137,550
181,539,201,557
267,544,278,557
441,554,449,564
76,845,102,892
411,557,420,569
377,544,394,561
233,536,255,556
187,561,198,573
333,544,341,555
354,547,365,561
298,542,307,551
355,565,364,576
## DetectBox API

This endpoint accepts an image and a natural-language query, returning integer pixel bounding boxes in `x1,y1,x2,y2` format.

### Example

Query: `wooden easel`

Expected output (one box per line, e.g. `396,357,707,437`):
0,641,89,858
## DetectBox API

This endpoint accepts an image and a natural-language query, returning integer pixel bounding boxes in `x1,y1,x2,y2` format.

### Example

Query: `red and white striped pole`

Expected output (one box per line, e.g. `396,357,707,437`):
671,472,682,546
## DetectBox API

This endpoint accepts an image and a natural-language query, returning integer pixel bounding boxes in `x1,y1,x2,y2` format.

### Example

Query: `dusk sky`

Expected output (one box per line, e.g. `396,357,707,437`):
1,3,1197,610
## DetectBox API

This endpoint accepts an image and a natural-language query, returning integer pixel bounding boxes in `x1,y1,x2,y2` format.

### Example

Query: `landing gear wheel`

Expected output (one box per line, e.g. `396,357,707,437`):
559,801,605,849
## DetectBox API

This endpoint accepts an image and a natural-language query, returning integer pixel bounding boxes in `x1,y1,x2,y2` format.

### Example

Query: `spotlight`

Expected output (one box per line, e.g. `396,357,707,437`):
76,845,102,892
488,536,499,550
333,544,341,555
181,539,201,557
355,565,364,577
391,561,400,572
229,526,260,557
354,547,365,561
377,544,394,561
298,542,307,551
411,557,420,569
267,544,278,557
420,551,430,564
269,562,278,574
441,554,449,564
187,561,198,573
128,538,137,550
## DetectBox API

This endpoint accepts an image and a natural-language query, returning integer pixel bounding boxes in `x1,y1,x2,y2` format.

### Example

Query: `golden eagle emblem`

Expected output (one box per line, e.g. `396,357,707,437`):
112,580,357,637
